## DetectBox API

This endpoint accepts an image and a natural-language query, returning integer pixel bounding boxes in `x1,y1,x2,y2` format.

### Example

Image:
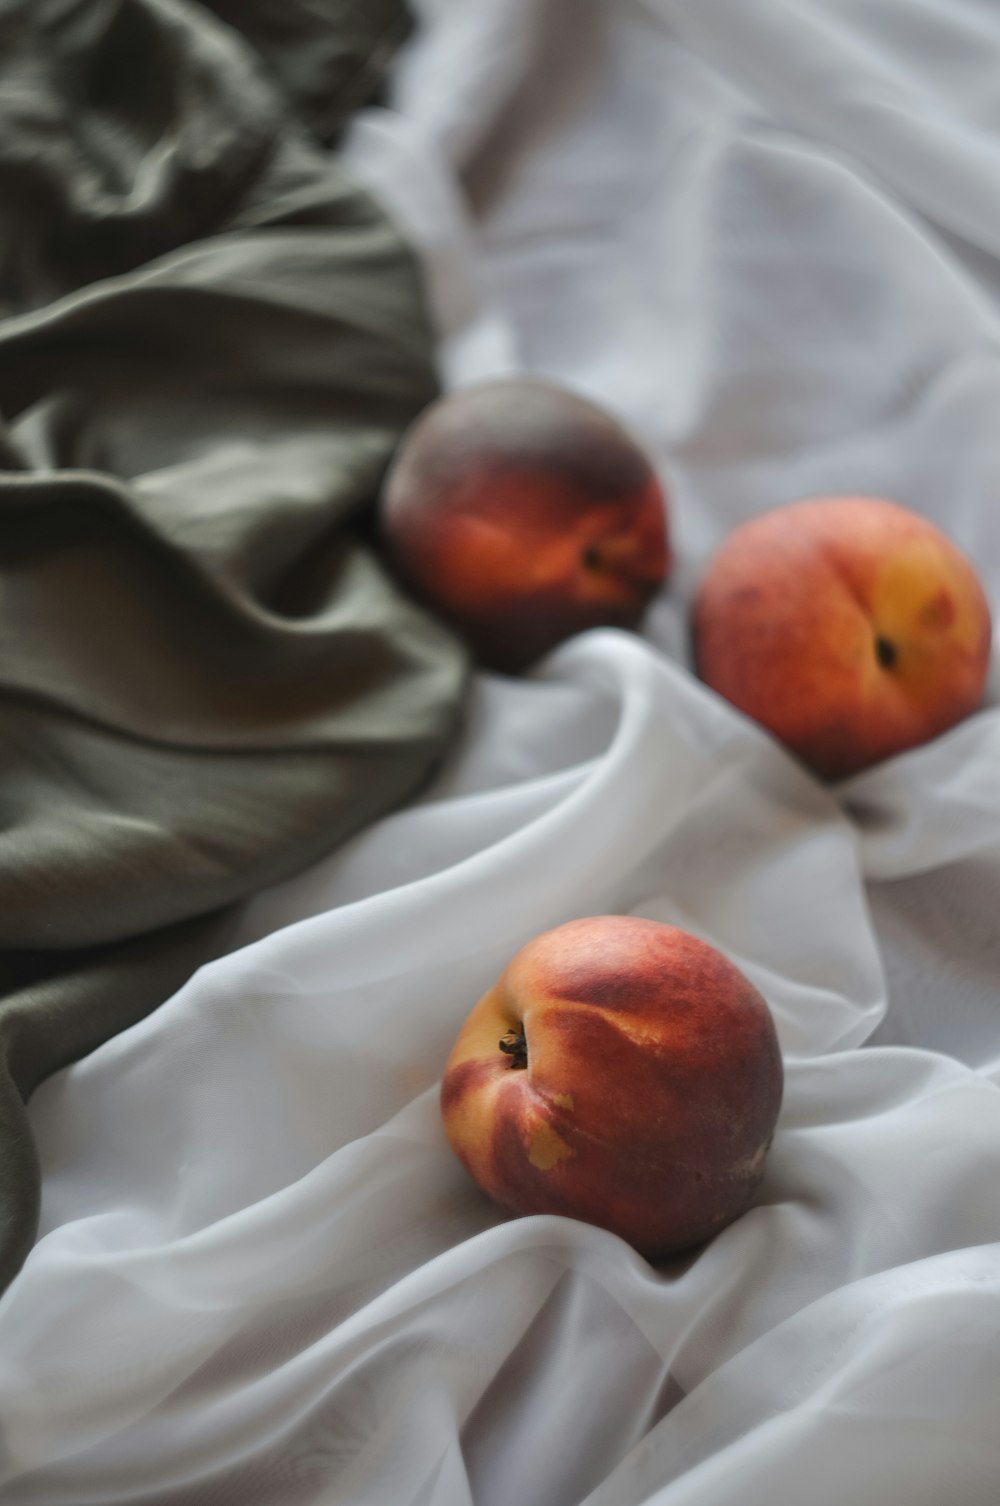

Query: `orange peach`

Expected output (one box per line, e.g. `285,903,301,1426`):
441,916,783,1259
381,379,670,672
694,497,992,779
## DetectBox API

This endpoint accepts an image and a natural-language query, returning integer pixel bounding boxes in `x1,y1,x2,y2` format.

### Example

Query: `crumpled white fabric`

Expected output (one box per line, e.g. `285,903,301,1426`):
3,1,1000,1502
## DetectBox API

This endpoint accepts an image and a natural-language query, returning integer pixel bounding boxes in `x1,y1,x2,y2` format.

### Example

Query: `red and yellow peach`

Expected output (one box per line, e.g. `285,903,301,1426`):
694,496,991,779
441,915,783,1259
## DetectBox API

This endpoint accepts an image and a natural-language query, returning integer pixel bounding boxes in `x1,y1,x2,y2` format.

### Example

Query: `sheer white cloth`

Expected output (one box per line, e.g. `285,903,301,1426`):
4,1,1000,1501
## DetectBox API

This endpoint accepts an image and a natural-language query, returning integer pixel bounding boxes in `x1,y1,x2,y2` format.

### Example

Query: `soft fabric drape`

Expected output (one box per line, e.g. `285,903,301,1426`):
0,0,467,1292
4,2,1000,1504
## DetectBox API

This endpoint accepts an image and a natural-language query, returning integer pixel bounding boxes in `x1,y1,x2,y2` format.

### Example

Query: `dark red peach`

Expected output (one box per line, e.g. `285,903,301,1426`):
381,379,670,673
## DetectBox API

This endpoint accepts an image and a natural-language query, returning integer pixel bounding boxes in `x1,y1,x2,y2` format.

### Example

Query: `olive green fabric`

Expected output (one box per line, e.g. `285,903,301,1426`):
0,0,467,1291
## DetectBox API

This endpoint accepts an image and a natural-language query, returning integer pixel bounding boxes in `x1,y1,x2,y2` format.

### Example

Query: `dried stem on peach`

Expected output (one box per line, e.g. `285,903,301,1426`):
498,1026,528,1070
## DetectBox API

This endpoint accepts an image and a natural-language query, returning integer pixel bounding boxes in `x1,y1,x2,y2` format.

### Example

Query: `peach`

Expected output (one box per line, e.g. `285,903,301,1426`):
694,497,992,779
381,379,670,672
441,916,783,1259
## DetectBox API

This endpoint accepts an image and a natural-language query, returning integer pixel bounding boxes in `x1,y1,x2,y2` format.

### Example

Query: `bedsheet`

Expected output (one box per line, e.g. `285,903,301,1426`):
3,1,1000,1501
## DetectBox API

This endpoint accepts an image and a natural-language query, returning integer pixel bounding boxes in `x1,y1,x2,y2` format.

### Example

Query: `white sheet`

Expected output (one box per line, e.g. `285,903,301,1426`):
3,2,1000,1501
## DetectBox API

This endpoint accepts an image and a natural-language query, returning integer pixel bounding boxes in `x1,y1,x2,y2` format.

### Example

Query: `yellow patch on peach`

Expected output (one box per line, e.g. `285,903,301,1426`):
873,538,983,660
739,1142,770,1179
553,1092,574,1111
528,1121,574,1172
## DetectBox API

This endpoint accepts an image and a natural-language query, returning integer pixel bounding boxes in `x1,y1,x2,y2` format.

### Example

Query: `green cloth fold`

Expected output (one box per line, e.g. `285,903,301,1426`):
0,0,466,1290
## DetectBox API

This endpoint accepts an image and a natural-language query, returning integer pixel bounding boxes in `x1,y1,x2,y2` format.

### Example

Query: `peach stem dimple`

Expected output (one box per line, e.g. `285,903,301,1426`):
499,1025,528,1070
875,635,897,670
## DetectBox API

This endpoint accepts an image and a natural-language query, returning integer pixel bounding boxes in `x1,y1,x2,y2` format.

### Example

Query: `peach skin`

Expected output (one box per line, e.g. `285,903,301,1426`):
693,496,991,779
441,916,783,1260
